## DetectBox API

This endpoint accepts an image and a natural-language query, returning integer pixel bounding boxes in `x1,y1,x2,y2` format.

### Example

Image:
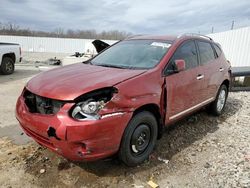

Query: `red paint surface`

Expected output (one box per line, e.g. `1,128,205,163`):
16,35,231,161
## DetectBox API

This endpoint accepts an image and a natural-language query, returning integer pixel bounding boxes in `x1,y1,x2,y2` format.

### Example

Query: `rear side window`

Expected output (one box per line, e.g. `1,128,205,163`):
197,41,215,65
213,44,222,57
169,40,198,70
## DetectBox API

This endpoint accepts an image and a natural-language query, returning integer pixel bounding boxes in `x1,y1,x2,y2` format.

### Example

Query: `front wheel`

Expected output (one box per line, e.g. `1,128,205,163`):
119,111,158,166
209,84,228,116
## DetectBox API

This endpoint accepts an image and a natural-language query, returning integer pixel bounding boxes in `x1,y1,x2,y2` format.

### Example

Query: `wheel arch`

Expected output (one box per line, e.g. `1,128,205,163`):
2,53,16,63
222,79,230,91
133,103,163,139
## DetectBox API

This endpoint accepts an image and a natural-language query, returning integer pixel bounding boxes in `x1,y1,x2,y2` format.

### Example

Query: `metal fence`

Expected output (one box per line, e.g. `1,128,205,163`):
0,35,116,53
208,26,250,67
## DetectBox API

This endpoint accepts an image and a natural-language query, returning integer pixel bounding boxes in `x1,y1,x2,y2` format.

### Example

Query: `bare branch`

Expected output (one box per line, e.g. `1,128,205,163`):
0,22,131,40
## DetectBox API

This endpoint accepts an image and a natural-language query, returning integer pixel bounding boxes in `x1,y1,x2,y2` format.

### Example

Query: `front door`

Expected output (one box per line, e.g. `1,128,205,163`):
164,40,203,123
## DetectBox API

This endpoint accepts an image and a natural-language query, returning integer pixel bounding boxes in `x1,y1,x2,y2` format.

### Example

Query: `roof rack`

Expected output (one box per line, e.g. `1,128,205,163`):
178,33,213,41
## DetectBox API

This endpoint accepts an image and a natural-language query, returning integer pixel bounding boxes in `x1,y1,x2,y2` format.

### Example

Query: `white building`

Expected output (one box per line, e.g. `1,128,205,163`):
208,26,250,67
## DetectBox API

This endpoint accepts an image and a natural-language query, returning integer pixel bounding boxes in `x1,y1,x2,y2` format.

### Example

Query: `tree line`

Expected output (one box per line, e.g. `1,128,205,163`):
0,22,132,40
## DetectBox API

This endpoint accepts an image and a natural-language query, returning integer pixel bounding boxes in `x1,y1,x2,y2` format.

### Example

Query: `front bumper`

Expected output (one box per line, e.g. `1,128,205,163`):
16,96,132,161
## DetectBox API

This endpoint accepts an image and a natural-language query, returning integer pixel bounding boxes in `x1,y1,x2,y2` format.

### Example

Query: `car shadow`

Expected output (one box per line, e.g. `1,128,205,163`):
0,66,40,84
71,96,243,179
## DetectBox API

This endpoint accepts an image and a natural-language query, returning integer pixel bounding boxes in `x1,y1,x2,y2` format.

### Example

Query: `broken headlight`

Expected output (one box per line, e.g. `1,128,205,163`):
71,87,118,120
72,99,105,120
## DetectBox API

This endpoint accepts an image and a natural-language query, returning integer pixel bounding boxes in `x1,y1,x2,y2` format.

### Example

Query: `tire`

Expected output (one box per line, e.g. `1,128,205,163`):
119,111,158,166
209,84,228,116
0,57,15,75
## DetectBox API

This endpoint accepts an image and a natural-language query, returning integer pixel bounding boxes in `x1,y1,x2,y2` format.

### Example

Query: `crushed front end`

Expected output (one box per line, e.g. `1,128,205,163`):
16,88,132,161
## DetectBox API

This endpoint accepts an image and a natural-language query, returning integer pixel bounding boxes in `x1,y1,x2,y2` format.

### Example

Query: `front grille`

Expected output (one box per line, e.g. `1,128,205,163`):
23,89,65,115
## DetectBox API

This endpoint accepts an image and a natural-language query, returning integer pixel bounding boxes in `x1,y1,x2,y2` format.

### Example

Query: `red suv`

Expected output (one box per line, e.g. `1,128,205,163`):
16,34,231,166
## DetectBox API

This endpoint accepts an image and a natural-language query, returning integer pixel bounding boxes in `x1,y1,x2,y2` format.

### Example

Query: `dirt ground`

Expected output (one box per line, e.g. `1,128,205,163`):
0,62,249,188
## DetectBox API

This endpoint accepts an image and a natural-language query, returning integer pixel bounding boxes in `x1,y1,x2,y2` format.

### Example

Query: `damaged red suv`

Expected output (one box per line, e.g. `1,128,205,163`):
16,34,231,166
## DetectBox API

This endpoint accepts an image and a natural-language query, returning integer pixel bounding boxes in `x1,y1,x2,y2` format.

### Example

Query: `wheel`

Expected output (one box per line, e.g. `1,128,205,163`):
209,84,228,116
0,57,15,75
119,111,158,166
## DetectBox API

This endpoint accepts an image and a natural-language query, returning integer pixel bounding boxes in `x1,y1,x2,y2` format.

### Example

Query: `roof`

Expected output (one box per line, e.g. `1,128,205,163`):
126,33,213,42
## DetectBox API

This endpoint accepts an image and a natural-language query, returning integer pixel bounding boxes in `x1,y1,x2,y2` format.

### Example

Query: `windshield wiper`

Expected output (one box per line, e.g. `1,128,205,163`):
82,60,93,65
95,64,128,69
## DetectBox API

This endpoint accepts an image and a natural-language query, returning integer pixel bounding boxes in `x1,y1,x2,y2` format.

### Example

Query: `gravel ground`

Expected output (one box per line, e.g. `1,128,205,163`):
0,63,249,188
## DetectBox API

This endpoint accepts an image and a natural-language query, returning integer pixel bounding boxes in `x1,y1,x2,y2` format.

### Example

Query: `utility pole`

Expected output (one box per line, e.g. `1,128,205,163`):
211,26,214,33
231,20,234,30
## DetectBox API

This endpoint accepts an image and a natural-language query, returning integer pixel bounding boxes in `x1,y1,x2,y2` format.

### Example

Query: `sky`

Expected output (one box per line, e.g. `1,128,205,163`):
0,0,250,35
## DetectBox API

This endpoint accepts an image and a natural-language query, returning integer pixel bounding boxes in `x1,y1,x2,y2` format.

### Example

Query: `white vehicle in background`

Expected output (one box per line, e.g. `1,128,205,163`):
0,43,22,75
61,40,111,66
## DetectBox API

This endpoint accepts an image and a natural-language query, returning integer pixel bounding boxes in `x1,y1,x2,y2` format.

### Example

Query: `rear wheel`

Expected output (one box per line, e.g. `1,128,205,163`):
0,57,15,75
209,84,228,116
119,111,158,166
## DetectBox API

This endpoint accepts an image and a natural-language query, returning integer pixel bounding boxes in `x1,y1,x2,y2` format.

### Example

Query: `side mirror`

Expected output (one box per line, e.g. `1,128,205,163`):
174,59,186,72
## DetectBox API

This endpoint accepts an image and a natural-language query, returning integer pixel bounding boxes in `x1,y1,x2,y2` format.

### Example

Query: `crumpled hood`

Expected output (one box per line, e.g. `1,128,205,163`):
26,63,146,101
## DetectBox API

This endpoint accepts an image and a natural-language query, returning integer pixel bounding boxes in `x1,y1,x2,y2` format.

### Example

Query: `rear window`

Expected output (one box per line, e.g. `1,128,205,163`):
197,41,216,65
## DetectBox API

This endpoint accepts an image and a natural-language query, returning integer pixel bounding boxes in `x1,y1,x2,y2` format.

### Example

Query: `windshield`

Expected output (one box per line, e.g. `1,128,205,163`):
91,40,172,69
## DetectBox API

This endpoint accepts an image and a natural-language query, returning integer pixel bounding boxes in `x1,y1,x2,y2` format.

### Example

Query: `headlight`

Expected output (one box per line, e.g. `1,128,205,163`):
72,99,105,120
81,100,102,114
71,87,118,120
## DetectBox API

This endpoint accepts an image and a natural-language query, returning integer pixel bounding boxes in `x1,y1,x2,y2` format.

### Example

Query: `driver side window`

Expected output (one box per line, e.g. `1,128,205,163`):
165,40,198,74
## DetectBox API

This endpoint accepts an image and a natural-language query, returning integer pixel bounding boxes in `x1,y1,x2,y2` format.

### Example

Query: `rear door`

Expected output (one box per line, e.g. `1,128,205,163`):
196,40,218,100
164,40,202,122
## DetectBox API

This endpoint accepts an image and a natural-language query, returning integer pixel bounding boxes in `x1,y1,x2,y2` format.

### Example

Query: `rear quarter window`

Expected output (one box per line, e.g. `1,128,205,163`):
213,44,222,57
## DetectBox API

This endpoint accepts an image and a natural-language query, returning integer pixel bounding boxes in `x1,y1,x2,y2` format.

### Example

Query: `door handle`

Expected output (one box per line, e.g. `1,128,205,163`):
219,68,224,72
197,74,204,80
